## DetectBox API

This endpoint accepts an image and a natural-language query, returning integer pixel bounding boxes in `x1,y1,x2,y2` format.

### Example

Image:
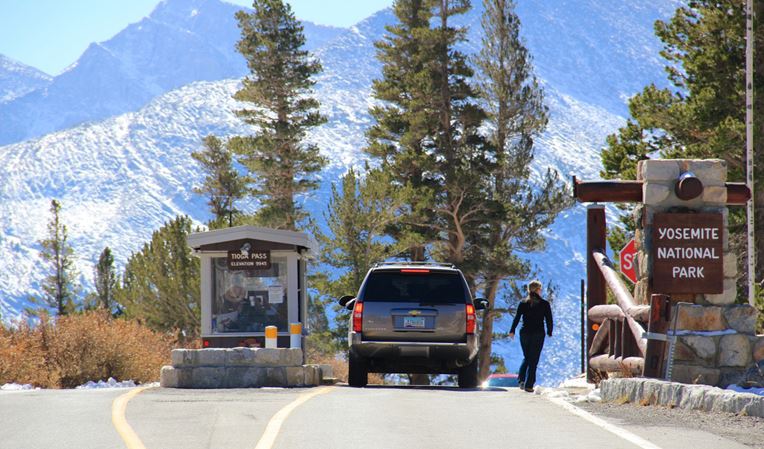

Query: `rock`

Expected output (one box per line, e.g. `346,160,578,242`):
226,347,258,366
636,251,649,280
691,159,727,186
702,186,727,205
191,367,225,389
675,305,725,331
752,336,764,363
224,367,265,388
722,305,757,334
679,336,717,362
282,348,304,366
722,252,738,278
643,183,671,205
171,349,197,367
256,349,283,366
671,364,721,386
160,366,178,388
704,280,737,306
719,334,752,367
642,160,681,182
197,349,227,366
265,367,287,387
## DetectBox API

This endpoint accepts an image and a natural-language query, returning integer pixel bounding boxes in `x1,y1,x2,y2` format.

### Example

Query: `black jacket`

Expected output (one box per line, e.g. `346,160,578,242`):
510,292,553,336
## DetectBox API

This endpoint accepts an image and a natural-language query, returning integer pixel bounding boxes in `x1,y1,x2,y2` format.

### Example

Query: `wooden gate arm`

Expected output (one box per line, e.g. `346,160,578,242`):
572,177,750,205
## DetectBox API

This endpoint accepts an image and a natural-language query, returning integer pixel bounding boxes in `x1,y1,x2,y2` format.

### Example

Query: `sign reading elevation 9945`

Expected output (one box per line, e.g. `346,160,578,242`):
651,213,723,294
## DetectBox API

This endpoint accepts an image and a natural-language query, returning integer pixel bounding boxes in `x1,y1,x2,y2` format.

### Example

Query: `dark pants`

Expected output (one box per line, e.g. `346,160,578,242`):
518,330,545,388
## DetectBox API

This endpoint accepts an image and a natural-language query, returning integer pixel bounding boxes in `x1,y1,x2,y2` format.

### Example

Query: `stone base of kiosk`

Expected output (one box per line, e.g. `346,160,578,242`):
160,348,329,388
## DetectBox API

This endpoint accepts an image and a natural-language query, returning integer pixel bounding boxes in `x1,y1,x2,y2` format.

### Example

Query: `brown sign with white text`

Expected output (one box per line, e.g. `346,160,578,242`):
227,241,271,271
651,213,723,294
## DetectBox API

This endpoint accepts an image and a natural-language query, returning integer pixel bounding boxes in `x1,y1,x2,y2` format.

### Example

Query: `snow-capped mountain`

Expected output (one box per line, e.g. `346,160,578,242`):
0,0,679,385
0,0,344,146
0,54,51,104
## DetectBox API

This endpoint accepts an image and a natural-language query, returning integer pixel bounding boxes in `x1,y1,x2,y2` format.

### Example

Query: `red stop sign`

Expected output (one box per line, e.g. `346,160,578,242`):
619,239,637,284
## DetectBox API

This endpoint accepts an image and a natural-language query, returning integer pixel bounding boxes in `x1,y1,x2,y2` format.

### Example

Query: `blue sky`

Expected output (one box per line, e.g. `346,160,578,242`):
0,0,392,76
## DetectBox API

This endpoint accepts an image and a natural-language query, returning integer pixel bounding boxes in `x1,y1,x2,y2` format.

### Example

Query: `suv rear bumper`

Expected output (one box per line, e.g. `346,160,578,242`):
349,333,478,372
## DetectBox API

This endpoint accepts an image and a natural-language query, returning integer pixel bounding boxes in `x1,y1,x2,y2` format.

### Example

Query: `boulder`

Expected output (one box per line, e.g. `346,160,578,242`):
675,305,725,331
679,336,717,362
719,334,752,367
722,305,757,334
671,364,721,386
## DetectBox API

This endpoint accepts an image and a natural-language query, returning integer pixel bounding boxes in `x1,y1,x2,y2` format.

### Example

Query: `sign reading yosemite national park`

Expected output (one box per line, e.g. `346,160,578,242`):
651,213,723,294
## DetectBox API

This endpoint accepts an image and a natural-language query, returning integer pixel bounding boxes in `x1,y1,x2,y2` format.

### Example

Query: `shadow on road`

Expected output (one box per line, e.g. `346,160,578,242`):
335,384,512,393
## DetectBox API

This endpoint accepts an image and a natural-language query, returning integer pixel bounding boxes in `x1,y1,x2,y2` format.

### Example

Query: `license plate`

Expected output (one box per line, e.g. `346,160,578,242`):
403,316,426,329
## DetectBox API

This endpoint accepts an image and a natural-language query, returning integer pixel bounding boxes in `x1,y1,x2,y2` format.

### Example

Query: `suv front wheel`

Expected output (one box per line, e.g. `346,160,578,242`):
457,358,478,388
348,352,368,387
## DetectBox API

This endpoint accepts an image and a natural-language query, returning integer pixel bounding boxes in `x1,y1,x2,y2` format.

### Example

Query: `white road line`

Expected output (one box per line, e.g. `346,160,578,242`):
254,386,334,449
547,396,664,449
112,386,154,449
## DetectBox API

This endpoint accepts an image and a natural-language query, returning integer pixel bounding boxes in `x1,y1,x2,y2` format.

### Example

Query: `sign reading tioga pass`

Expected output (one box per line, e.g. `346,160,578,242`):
651,213,723,294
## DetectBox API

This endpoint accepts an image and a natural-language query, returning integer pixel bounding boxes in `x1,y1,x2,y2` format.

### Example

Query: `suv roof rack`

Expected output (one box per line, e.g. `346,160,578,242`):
373,261,456,268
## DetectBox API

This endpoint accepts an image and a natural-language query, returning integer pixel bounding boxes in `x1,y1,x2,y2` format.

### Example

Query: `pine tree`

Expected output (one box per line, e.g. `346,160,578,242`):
367,0,495,277
116,216,200,339
32,199,80,316
191,135,245,229
314,167,414,345
90,247,118,313
230,0,327,231
600,1,764,292
472,0,569,380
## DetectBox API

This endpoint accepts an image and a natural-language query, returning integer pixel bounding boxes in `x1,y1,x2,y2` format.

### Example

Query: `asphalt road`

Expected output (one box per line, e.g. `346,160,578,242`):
0,385,755,449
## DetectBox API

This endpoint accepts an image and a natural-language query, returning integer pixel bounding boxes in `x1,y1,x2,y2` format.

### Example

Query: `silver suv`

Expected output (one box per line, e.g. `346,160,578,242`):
338,262,488,388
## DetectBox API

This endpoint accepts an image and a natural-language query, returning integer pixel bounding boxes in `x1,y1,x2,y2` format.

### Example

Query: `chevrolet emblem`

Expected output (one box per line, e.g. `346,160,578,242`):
408,310,422,316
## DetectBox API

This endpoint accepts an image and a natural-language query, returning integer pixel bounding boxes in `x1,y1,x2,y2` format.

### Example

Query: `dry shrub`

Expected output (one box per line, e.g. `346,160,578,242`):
0,311,175,388
304,345,384,385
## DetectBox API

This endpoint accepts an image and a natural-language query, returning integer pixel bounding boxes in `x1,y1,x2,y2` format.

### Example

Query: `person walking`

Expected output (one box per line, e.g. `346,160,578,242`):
509,280,553,392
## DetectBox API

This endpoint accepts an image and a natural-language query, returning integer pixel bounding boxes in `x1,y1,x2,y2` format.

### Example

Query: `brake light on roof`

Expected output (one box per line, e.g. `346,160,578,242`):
400,269,430,273
353,302,364,333
466,304,476,334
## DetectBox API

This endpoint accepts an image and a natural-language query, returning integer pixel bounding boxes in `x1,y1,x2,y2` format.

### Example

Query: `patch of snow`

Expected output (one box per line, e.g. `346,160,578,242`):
1,383,35,391
75,377,137,389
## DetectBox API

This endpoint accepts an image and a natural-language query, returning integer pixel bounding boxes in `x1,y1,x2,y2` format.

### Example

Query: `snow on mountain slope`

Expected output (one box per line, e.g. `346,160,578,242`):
0,0,345,146
0,0,679,385
0,54,51,104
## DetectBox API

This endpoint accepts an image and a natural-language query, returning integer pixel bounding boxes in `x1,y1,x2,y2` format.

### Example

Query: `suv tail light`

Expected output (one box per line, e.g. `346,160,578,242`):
466,304,476,334
353,302,364,333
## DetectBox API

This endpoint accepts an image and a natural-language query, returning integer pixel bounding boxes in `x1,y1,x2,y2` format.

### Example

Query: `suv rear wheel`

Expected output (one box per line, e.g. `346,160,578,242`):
348,352,368,387
457,358,478,388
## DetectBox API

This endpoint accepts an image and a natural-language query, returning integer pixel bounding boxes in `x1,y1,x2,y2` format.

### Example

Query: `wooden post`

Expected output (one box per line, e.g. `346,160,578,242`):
643,294,671,378
586,204,606,382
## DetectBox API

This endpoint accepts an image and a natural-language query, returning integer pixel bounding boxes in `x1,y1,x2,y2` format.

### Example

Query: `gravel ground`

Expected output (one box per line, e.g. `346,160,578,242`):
577,400,764,449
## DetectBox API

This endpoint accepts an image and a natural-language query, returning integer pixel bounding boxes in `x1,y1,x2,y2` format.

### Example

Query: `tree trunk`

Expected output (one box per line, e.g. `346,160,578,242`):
478,277,500,381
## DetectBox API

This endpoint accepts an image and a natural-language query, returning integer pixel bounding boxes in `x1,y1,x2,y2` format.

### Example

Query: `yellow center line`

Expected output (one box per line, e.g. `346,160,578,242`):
254,386,335,449
111,386,154,449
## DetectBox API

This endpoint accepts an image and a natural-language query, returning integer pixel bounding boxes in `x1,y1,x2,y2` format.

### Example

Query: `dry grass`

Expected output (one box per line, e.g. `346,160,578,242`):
614,394,631,405
0,311,176,388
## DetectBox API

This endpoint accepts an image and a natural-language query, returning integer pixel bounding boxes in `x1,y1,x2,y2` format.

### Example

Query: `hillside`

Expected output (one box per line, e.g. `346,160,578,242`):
0,0,679,385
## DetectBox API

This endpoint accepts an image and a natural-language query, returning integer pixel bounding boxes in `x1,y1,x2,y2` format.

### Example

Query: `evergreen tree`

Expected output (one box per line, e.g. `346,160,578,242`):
86,247,118,313
472,0,569,380
367,0,495,279
314,167,414,345
32,199,80,316
191,135,245,229
116,216,200,339
601,1,764,289
230,0,326,231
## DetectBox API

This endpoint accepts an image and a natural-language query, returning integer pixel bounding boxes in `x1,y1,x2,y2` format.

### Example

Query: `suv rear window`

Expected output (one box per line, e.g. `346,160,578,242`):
361,271,467,303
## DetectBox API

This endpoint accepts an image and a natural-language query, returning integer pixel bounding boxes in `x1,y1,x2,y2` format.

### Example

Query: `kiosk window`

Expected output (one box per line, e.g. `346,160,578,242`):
211,257,288,333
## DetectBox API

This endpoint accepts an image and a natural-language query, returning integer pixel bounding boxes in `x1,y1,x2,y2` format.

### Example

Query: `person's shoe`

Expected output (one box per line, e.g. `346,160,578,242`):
518,381,525,390
524,386,534,393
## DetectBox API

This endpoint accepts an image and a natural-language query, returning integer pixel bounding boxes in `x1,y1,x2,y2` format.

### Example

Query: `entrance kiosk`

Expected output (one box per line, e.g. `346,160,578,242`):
187,226,316,348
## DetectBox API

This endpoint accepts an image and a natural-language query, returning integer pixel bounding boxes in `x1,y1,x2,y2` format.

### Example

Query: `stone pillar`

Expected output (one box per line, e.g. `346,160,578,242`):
632,159,759,387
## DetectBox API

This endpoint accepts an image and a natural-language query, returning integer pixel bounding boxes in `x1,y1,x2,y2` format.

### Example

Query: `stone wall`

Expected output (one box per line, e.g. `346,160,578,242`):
631,159,761,387
160,347,326,388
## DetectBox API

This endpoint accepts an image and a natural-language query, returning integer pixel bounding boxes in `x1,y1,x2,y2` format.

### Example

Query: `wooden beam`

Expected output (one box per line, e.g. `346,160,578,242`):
588,305,625,323
642,294,671,379
586,205,607,382
589,319,610,356
574,179,643,203
573,178,750,205
589,355,644,375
